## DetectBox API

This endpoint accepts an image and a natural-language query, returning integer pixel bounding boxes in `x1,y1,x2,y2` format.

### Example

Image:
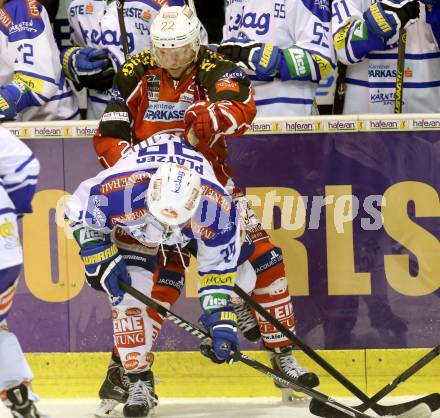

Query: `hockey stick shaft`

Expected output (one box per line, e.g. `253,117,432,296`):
394,28,406,113
333,62,347,114
234,285,438,415
118,280,377,418
116,0,130,61
234,284,372,401
310,348,440,417
360,346,439,411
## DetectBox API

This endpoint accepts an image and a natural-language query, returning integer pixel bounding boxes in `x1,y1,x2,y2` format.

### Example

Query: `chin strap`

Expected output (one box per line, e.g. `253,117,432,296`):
187,0,196,14
174,243,188,272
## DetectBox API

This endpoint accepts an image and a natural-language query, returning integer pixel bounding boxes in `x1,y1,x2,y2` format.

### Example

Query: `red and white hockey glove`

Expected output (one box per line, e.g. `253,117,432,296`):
184,100,237,148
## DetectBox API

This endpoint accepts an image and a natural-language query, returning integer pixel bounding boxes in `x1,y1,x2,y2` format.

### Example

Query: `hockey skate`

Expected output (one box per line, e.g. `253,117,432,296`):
123,371,158,418
2,384,45,418
269,346,320,403
96,353,130,417
233,299,261,342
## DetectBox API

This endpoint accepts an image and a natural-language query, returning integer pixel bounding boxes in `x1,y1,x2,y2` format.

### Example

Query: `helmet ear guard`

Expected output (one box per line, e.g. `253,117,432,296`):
150,5,202,64
146,163,202,227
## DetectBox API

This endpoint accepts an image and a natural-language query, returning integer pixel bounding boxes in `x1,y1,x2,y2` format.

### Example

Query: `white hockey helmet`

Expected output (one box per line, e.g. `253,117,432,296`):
146,163,202,227
150,4,201,54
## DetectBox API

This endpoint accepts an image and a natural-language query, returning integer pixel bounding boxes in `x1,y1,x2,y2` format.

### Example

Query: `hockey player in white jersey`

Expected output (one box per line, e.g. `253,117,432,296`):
62,0,115,119
65,134,241,418
62,0,162,119
62,0,208,119
218,0,335,116
0,0,79,121
0,127,46,418
331,0,440,113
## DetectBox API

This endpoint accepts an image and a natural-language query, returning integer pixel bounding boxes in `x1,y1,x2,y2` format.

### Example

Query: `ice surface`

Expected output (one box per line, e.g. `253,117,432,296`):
0,397,439,418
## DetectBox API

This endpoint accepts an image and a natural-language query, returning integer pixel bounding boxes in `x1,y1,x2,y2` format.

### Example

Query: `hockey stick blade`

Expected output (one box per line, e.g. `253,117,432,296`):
311,402,432,418
398,403,432,418
374,394,440,416
118,281,380,418
311,397,435,418
399,403,432,418
394,403,432,418
310,346,440,416
234,285,439,416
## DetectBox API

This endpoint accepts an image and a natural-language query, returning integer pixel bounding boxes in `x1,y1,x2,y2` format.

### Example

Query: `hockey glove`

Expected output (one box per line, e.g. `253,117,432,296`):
80,242,131,306
200,306,239,363
218,40,282,78
0,81,38,121
363,0,420,39
0,87,18,121
184,100,236,148
62,47,115,91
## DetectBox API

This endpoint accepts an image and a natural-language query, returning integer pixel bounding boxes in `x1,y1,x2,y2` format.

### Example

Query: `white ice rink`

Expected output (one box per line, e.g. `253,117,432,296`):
0,397,439,418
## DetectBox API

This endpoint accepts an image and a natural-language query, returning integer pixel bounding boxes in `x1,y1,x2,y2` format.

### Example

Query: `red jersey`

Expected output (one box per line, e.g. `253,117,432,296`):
94,46,256,185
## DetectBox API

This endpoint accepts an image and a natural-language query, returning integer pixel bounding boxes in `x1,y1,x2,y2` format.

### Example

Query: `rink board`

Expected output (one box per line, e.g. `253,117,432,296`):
1,116,439,396
26,348,440,398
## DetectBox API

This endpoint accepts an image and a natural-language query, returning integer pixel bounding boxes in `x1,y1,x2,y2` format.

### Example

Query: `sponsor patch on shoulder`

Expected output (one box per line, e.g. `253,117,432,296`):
153,0,167,6
26,0,40,18
0,8,12,30
110,208,148,226
215,80,240,93
100,172,151,195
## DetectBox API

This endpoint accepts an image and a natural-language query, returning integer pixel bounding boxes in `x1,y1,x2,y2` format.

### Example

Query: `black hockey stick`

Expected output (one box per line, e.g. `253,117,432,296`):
310,346,440,417
117,280,427,418
116,0,130,61
333,62,347,115
394,28,406,113
233,285,440,416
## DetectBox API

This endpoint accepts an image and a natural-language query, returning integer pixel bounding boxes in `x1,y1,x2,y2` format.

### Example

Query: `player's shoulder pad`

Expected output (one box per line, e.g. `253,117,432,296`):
142,0,165,11
192,179,238,246
1,0,45,40
115,49,157,100
301,0,331,22
0,5,13,35
197,46,252,103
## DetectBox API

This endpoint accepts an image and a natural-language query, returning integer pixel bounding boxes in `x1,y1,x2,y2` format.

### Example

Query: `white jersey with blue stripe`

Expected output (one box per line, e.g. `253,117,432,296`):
0,127,40,217
67,0,163,119
0,127,40,269
332,0,440,113
223,0,333,116
0,0,79,120
66,134,241,298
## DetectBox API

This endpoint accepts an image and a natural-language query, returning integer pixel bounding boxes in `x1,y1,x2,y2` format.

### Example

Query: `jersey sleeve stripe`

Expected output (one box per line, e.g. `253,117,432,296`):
14,155,36,173
256,97,314,106
0,208,16,215
18,70,57,85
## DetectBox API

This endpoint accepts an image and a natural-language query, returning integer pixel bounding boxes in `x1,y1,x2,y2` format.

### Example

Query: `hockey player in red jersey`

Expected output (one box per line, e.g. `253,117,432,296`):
93,3,319,414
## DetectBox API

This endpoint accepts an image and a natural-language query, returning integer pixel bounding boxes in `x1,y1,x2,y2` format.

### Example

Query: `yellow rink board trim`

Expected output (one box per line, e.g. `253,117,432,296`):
26,349,439,398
